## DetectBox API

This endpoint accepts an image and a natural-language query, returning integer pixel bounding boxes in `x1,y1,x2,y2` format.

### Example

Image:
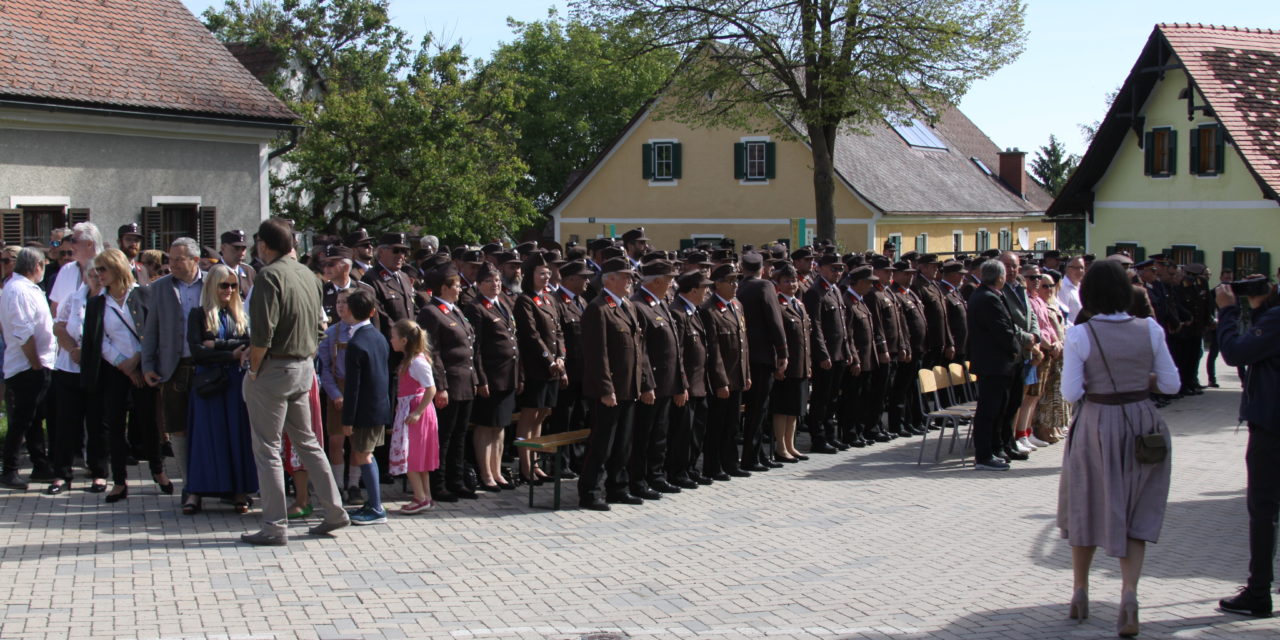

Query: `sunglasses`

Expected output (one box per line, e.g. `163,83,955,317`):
392,248,409,255
59,250,73,257
219,282,238,291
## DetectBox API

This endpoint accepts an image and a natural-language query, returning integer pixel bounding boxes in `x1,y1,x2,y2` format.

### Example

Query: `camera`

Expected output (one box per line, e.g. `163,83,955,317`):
1229,276,1273,297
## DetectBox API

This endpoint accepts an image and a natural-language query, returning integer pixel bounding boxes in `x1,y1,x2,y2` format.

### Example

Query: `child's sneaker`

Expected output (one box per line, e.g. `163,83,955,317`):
348,505,388,525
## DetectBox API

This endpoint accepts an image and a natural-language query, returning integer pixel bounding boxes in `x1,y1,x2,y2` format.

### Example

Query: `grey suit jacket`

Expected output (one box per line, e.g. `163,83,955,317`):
142,273,203,381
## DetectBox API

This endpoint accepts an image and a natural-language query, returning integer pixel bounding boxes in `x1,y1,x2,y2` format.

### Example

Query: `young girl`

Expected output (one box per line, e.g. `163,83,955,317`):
389,319,439,514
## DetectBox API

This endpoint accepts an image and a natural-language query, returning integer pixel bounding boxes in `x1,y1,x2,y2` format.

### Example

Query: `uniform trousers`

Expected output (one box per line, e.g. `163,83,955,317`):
838,370,872,442
996,369,1024,452
666,396,707,482
865,362,895,437
430,398,472,493
1205,332,1220,384
806,364,845,447
1246,425,1280,592
705,391,743,475
740,363,776,467
2,368,50,474
51,370,107,482
973,373,1013,463
578,399,635,502
630,397,672,492
888,360,920,433
1171,332,1203,391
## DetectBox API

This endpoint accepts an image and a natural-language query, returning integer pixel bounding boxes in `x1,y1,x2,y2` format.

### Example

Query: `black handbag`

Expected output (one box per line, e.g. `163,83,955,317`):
193,366,228,397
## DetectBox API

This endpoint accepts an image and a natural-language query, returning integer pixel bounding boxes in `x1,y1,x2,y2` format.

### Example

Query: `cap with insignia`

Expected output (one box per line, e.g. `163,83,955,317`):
790,247,814,261
220,229,248,247
893,260,917,273
621,227,648,244
480,242,503,255
870,256,897,271
900,251,921,263
600,246,625,260
641,251,668,263
420,253,451,272
494,251,521,266
639,260,676,276
980,248,1001,259
941,260,967,274
815,254,844,268
600,257,635,275
345,228,374,247
515,241,539,256
883,239,896,249
558,261,596,279
475,262,501,282
916,253,940,265
322,245,353,263
710,264,740,281
118,223,143,239
848,265,879,283
522,252,551,269
379,232,409,249
1183,263,1207,276
1133,258,1155,269
740,251,764,270
677,270,713,289
683,250,712,266
587,238,614,252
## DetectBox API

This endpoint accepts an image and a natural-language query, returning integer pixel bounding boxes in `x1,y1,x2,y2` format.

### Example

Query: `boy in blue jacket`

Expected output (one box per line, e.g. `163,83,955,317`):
340,289,392,525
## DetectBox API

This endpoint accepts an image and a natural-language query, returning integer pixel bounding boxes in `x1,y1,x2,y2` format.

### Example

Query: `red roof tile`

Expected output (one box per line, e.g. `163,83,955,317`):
0,0,296,122
1161,23,1280,195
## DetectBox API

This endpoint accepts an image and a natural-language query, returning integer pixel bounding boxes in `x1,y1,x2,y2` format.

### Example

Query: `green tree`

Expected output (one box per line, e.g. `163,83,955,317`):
1030,134,1080,197
482,12,679,212
571,0,1028,242
202,1,538,241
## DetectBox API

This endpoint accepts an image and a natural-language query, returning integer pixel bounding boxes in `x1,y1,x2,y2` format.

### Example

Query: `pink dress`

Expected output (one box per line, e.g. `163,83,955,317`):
389,355,439,474
283,373,326,473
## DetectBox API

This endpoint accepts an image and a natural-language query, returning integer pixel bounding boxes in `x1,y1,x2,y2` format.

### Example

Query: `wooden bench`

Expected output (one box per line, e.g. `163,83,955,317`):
513,429,590,510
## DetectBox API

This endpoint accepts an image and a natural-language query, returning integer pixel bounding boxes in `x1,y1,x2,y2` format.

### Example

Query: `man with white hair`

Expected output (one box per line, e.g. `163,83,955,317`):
49,222,103,317
142,238,204,490
1,247,55,489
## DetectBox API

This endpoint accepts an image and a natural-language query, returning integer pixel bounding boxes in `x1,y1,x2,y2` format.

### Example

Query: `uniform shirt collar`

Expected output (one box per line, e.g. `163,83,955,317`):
603,288,626,307
433,296,455,313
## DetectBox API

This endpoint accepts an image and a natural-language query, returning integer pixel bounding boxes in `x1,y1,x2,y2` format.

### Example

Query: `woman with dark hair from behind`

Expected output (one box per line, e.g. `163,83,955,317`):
1057,258,1180,637
183,264,257,514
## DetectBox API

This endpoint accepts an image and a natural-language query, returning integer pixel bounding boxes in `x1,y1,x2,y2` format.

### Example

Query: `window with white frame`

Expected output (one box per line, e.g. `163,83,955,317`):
653,142,675,181
952,231,963,254
975,229,990,252
746,141,768,180
998,229,1012,251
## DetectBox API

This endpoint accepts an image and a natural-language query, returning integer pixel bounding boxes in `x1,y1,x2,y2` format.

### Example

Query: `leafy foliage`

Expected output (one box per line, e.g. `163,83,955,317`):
1030,134,1080,197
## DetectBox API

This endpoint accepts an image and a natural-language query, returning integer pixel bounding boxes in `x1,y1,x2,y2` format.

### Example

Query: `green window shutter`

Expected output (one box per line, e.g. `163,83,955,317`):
765,141,777,179
1215,126,1226,174
672,143,683,179
1105,245,1117,257
733,142,746,179
1135,247,1146,261
1168,129,1177,175
679,238,694,250
1260,252,1272,278
1221,250,1236,274
1143,132,1154,175
641,144,654,180
1193,249,1205,265
1189,127,1201,174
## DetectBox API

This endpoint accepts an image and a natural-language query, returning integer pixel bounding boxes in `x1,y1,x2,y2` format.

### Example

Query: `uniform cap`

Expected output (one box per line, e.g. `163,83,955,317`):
220,229,247,246
892,260,917,273
379,232,409,249
639,260,676,276
941,260,967,274
710,264,740,281
600,257,634,275
587,238,615,252
848,265,878,283
790,247,814,260
558,260,596,279
621,227,648,244
677,270,713,289
916,253,940,265
345,228,374,247
118,223,143,239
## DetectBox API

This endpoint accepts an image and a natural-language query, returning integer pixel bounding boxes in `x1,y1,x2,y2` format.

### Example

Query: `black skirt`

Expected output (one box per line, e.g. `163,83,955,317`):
772,378,811,417
518,378,560,410
471,388,516,427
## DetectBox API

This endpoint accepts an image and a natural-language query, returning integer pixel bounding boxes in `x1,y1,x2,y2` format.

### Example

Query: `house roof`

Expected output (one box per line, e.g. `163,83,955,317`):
1049,23,1280,217
0,0,296,124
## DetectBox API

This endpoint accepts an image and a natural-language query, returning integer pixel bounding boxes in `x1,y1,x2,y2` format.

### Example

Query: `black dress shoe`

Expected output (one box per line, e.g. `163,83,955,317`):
104,485,128,503
1207,381,1220,388
742,463,769,472
794,454,810,461
559,470,579,480
709,472,731,482
695,474,716,485
606,493,643,505
810,444,839,454
832,440,851,451
671,478,699,490
479,483,502,492
632,487,662,500
848,437,867,448
765,459,784,468
651,480,683,493
872,432,892,443
87,482,108,494
45,482,67,495
726,469,752,478
774,456,799,464
1003,447,1029,461
433,491,459,503
0,471,29,490
449,487,479,500
580,499,611,511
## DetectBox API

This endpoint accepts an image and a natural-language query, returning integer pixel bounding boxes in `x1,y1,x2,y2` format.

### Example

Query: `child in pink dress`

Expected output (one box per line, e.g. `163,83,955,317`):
388,319,439,514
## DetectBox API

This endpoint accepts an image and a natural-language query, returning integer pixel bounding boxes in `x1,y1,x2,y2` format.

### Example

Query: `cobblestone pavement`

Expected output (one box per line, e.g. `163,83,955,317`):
2,361,1278,640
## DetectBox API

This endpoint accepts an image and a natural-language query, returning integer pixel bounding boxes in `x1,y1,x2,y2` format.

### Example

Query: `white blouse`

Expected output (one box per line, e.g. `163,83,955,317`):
1060,313,1181,403
407,355,435,389
101,287,141,367
54,284,89,373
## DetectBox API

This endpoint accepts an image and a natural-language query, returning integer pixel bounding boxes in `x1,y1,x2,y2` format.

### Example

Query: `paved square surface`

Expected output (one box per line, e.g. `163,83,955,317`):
2,361,1278,639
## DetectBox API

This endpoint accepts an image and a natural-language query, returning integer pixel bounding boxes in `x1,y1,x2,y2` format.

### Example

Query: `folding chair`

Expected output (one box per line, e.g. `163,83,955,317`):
916,368,975,464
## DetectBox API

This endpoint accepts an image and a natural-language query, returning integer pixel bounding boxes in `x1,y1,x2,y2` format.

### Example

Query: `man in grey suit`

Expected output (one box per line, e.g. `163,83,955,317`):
142,237,204,487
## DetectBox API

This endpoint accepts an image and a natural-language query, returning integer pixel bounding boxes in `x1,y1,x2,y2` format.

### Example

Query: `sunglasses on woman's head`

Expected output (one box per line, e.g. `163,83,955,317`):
219,282,238,291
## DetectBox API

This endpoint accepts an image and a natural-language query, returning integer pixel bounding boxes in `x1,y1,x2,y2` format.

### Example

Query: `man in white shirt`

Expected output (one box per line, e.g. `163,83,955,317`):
48,222,103,317
1060,255,1085,324
1,248,56,489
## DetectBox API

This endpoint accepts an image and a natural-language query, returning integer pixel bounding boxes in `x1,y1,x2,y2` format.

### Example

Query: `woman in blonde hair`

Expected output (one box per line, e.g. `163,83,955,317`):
183,264,257,514
388,319,439,514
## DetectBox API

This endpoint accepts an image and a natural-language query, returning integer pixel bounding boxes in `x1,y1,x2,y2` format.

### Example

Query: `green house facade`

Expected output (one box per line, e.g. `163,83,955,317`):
1049,24,1280,277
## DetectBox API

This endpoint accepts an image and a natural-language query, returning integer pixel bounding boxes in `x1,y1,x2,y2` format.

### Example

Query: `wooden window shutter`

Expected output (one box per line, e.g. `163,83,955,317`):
1260,252,1272,278
1135,246,1146,261
672,143,682,179
1193,249,1205,265
1215,126,1226,174
0,209,23,247
765,141,777,179
1167,129,1177,175
67,208,90,226
141,207,163,250
1189,128,1201,174
1143,132,1154,175
641,144,654,180
199,206,218,248
733,142,746,179
1221,250,1236,273
1105,245,1117,258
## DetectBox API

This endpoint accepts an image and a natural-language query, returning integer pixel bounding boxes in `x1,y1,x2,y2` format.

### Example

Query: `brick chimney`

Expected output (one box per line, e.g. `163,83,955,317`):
997,147,1027,199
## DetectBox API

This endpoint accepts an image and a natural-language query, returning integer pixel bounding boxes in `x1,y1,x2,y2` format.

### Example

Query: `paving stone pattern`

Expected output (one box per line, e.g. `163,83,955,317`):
1,363,1278,639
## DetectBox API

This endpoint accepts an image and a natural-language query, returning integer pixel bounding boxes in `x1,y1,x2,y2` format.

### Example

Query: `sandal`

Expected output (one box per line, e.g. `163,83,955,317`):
287,504,314,519
181,496,202,515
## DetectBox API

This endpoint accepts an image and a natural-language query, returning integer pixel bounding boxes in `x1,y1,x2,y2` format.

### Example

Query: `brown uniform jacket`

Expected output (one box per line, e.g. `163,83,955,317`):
844,289,882,372
632,287,686,398
554,287,587,385
867,283,910,362
466,296,521,393
942,281,969,359
582,292,651,402
913,279,954,358
895,284,927,359
416,298,478,401
361,263,417,338
778,293,812,379
701,295,750,392
513,290,566,382
671,294,710,398
803,277,850,364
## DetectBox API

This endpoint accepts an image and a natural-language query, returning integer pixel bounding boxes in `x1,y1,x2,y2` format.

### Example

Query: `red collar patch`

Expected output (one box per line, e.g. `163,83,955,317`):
716,299,727,312
437,303,449,313
534,295,543,306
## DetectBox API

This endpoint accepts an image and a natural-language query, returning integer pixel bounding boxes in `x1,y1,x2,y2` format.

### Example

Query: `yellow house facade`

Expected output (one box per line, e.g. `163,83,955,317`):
1050,24,1280,276
551,92,1055,254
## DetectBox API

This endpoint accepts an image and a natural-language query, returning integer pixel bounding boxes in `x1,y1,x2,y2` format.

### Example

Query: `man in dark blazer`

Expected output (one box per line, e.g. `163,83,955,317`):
890,262,928,437
940,261,970,364
578,258,653,511
362,232,418,337
701,263,751,480
548,260,594,476
736,251,788,470
667,270,713,489
966,260,1023,470
629,259,686,498
912,254,954,368
997,251,1039,460
802,254,850,453
340,289,393,522
840,266,885,447
865,256,909,442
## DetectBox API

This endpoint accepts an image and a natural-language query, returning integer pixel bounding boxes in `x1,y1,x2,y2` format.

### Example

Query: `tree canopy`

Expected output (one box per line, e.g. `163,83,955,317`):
571,0,1028,244
1030,134,1080,197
